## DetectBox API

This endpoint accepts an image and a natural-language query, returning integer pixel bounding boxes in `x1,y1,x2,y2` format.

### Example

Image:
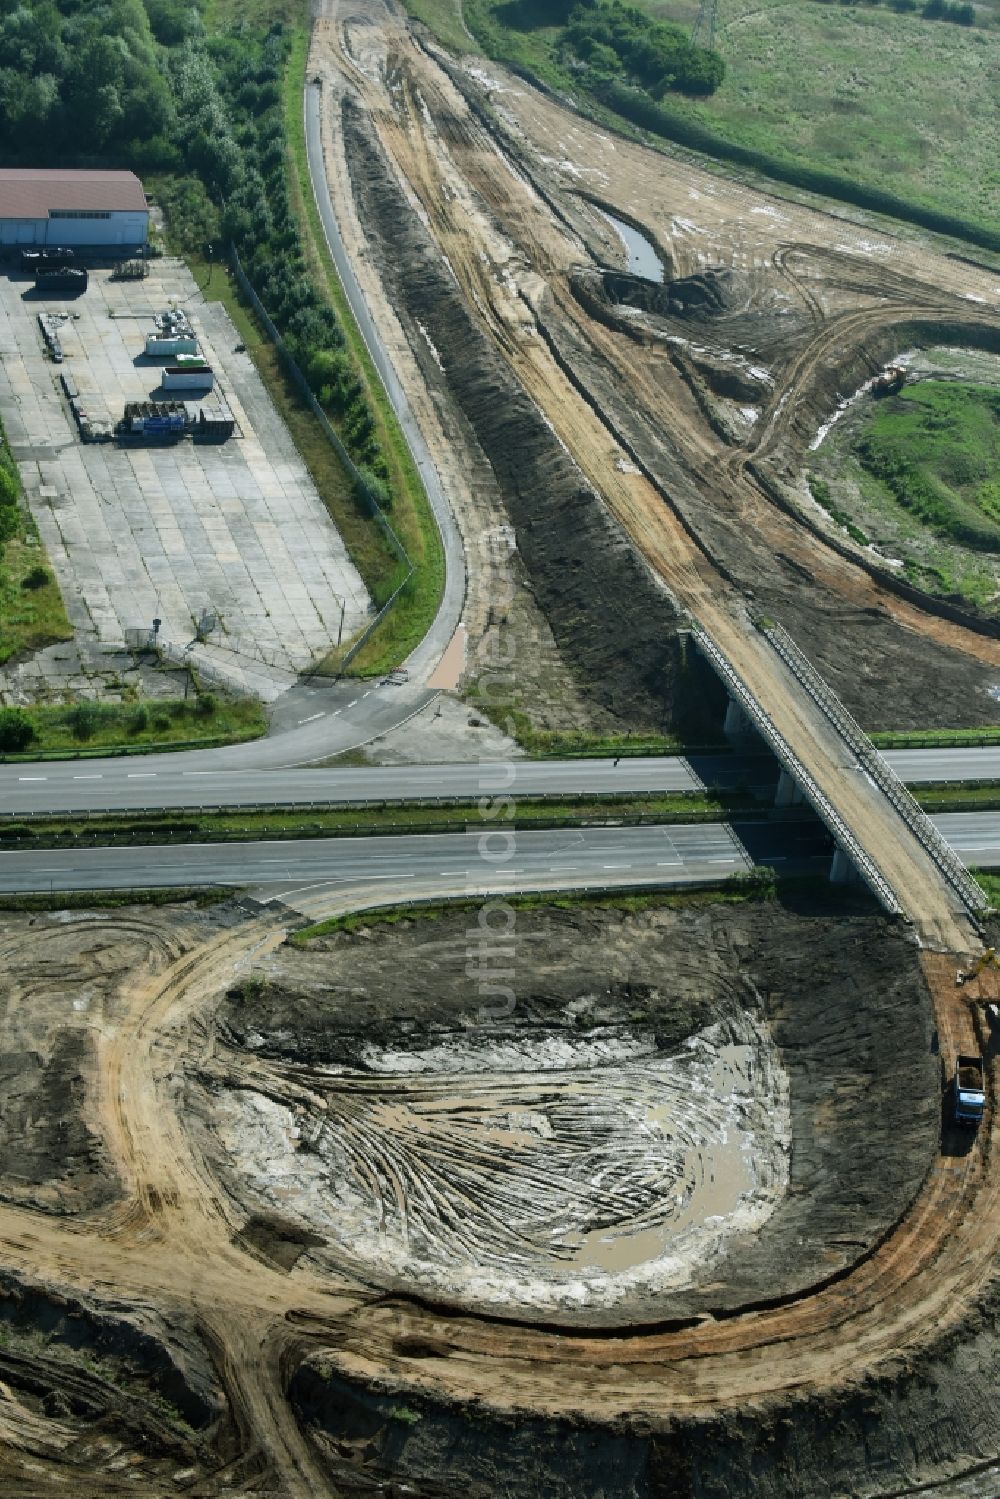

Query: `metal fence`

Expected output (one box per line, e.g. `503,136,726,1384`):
762,621,988,916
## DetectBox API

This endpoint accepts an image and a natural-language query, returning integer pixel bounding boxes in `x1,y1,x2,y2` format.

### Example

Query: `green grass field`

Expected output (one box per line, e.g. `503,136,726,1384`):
413,0,1000,248
856,382,1000,548
810,375,1000,612
0,696,265,760
703,0,1000,239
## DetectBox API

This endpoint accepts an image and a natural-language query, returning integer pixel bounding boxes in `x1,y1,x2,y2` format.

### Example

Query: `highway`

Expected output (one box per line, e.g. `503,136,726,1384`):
0,812,996,896
0,748,994,818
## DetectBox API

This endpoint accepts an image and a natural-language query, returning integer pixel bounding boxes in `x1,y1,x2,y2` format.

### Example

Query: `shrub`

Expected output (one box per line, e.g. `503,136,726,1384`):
194,691,217,718
0,708,35,753
67,701,100,741
21,564,50,591
128,705,149,735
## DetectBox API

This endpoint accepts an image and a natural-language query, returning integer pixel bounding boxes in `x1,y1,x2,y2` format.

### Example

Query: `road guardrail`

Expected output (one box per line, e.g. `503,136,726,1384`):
762,621,988,916
693,627,904,915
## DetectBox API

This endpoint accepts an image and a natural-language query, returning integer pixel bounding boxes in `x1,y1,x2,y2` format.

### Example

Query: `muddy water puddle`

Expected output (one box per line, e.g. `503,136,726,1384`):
212,1016,790,1319
596,208,664,283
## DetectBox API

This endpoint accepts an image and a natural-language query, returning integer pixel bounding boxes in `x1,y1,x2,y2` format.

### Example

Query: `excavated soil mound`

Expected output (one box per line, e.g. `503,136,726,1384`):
340,99,711,737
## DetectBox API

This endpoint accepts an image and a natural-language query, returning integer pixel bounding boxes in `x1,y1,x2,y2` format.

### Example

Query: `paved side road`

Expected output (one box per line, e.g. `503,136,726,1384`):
0,812,991,896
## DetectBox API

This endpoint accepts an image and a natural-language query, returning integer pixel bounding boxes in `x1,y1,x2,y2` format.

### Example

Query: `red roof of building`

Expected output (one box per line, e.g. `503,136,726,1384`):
0,169,147,219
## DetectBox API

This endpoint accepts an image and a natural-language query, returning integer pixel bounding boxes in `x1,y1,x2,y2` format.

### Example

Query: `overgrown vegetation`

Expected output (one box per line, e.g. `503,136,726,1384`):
422,0,1000,253
0,0,178,168
0,694,264,758
558,0,724,96
854,382,1000,552
0,413,73,661
292,868,780,942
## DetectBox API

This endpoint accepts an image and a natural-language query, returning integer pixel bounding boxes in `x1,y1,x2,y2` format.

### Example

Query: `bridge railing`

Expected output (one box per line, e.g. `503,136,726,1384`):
762,621,988,915
692,628,904,915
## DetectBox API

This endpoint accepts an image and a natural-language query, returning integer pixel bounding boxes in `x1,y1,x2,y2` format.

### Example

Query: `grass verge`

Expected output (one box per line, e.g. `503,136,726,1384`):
915,785,1000,812
281,27,445,675
0,695,265,760
0,790,756,847
291,868,780,942
972,871,1000,908
0,887,238,912
871,726,1000,749
0,527,73,665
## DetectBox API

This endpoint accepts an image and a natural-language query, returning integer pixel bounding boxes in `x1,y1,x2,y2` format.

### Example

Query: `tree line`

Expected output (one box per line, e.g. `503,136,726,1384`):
813,0,976,22
0,0,387,494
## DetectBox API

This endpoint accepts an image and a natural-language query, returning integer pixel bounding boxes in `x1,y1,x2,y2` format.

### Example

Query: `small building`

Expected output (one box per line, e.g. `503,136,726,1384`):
0,169,148,251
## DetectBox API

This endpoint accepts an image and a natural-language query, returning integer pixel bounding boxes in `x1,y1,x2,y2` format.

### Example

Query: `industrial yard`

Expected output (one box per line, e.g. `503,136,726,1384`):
0,256,370,700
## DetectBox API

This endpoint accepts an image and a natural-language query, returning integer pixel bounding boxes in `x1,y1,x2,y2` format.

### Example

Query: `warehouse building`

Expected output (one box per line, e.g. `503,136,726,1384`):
0,169,148,251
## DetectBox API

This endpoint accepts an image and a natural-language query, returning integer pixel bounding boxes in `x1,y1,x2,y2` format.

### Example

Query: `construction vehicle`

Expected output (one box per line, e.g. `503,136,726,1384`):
955,948,1000,985
953,1054,986,1126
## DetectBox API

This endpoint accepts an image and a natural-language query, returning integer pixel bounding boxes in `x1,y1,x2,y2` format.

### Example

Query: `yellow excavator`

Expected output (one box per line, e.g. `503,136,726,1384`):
956,948,1000,986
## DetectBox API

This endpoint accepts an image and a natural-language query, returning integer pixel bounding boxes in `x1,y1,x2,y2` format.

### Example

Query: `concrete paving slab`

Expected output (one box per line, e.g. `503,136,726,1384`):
0,259,372,701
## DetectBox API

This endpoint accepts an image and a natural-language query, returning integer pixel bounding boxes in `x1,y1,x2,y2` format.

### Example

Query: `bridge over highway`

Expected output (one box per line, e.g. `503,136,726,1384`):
691,622,986,949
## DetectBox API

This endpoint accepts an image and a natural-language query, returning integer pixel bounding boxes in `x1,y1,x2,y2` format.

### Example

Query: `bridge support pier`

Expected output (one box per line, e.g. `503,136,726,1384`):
829,847,860,886
723,696,757,747
774,769,805,808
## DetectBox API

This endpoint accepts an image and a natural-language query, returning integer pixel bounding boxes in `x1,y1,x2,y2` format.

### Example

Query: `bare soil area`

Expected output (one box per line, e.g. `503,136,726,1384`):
199,897,934,1324
0,888,992,1497
312,8,1000,736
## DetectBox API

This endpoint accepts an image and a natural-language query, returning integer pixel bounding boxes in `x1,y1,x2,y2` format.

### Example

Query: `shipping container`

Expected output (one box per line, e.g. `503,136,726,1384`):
34,265,87,295
162,362,214,392
144,332,198,357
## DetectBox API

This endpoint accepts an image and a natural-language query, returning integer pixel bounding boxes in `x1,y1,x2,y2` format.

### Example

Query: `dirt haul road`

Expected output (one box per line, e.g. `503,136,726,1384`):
308,0,1000,952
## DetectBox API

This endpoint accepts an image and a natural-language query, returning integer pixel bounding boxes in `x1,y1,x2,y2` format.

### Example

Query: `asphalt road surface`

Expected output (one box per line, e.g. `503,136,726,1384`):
303,81,465,686
0,813,993,896
0,748,993,818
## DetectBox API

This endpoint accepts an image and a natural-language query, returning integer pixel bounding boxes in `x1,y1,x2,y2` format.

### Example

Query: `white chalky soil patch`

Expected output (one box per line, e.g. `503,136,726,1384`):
214,1013,790,1317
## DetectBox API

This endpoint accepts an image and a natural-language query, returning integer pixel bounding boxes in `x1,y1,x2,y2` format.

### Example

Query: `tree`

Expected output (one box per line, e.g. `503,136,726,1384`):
0,708,35,754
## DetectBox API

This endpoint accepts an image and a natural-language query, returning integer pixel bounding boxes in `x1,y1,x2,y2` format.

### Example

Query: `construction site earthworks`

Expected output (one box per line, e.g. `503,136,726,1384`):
6,0,1000,1493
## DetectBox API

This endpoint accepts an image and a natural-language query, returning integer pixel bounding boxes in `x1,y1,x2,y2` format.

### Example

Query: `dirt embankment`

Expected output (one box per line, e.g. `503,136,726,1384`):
340,99,722,739
343,86,1000,730
292,1292,1000,1499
